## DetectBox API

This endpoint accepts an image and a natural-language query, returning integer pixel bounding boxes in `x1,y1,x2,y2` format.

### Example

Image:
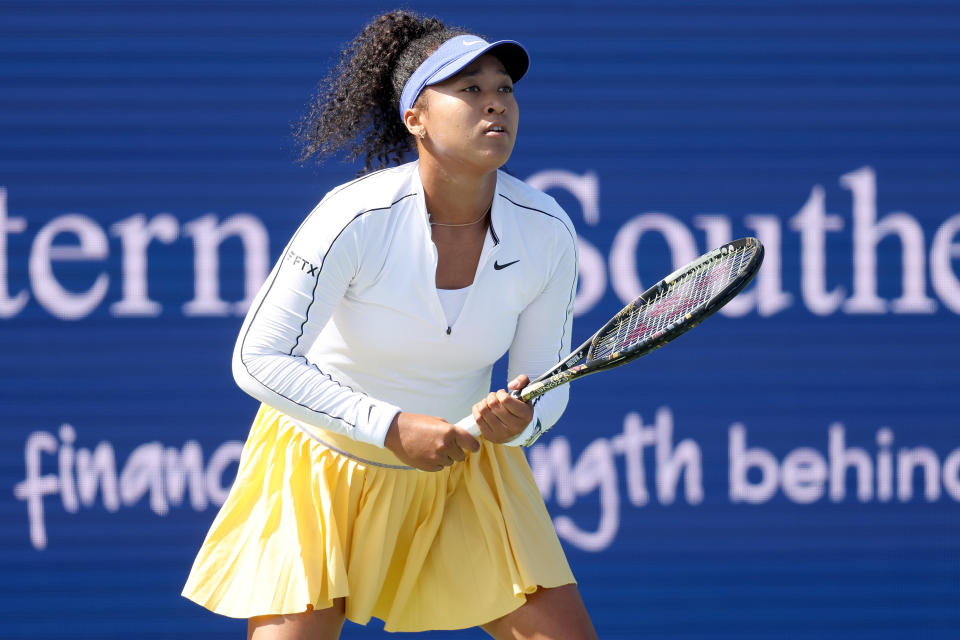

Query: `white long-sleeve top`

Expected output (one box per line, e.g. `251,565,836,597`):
232,161,578,447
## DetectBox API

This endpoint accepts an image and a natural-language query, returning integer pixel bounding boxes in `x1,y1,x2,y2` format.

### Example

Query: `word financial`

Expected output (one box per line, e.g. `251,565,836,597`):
14,424,242,550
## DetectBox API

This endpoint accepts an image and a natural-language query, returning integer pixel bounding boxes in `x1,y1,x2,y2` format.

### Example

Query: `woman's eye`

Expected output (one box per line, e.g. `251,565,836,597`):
499,86,514,93
464,85,480,92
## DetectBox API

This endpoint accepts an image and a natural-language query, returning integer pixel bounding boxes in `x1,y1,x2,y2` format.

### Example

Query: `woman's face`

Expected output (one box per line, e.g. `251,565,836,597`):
414,54,520,174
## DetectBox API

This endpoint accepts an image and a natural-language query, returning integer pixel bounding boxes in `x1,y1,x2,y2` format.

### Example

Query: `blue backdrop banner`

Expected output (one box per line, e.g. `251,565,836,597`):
2,1,959,638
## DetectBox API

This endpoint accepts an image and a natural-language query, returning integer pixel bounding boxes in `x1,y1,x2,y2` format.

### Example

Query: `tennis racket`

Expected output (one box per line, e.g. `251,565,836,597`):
457,236,764,445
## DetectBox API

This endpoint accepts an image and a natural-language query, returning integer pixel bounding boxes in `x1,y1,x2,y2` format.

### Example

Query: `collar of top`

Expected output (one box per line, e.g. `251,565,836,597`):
398,35,529,120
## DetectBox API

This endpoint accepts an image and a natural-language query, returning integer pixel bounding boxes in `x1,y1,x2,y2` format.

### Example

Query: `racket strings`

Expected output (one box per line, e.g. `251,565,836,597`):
592,244,757,359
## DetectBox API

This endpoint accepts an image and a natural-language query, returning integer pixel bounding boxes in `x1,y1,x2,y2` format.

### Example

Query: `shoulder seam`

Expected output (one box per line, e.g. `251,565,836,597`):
498,193,576,245
320,165,397,203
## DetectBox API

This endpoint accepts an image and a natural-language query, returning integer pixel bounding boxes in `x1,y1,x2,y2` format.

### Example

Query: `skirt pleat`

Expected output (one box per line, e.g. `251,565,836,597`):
182,404,574,632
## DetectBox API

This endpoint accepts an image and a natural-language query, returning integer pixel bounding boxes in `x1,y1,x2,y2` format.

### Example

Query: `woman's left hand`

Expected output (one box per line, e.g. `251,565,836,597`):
471,374,534,444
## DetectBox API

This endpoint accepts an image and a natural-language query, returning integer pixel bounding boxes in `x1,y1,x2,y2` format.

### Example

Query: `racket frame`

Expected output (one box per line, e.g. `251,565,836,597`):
517,237,764,402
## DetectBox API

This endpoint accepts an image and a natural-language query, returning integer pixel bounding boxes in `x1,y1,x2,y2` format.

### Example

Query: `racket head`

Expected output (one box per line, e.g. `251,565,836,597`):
585,237,764,369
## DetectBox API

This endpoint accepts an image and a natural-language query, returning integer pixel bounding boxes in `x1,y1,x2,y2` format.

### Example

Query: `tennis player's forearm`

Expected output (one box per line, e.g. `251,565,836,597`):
232,349,401,446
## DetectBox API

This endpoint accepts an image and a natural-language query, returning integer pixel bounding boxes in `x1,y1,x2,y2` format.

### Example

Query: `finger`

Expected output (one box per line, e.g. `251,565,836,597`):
480,410,520,442
503,395,533,420
471,403,505,442
447,443,466,462
492,389,530,420
507,374,530,391
477,393,530,442
454,427,481,453
472,402,495,433
476,393,500,423
483,394,515,429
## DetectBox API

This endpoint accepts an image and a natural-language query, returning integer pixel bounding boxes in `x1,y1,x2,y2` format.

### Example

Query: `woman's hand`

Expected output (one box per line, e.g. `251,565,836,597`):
384,412,481,472
472,374,534,444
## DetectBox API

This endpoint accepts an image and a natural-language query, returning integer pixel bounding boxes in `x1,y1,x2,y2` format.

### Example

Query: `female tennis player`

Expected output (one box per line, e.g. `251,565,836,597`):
182,10,597,639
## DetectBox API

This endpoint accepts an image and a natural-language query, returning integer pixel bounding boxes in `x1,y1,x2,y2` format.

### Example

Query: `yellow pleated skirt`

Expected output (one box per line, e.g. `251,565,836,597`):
181,404,574,632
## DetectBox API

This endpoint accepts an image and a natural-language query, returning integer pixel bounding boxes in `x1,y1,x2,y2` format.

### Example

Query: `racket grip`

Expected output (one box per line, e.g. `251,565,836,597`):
455,414,482,438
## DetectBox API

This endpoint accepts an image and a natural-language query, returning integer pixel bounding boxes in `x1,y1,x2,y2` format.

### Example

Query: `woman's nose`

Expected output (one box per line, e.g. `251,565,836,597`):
487,100,506,114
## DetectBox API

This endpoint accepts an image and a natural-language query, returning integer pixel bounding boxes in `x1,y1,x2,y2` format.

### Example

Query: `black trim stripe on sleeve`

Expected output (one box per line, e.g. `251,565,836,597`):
289,192,416,354
498,193,579,362
294,355,358,394
238,191,416,428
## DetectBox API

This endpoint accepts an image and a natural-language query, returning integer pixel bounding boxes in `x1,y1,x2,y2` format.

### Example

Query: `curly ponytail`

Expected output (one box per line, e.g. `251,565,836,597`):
296,10,468,174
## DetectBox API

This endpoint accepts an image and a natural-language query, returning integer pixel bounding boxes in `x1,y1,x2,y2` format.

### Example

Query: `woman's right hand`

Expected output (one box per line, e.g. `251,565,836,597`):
383,412,481,472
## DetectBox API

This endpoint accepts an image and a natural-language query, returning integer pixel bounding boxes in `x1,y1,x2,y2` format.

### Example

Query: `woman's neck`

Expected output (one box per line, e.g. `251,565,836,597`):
418,156,498,225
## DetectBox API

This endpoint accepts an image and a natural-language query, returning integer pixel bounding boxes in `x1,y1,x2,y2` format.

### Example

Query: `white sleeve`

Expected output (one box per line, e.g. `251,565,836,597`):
231,204,401,447
504,223,578,445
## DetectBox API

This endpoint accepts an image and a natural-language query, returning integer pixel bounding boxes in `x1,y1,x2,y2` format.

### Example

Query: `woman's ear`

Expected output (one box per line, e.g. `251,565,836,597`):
403,107,425,140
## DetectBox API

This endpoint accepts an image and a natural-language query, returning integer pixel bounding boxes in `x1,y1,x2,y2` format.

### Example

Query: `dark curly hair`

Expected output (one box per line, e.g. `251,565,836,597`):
295,10,469,174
